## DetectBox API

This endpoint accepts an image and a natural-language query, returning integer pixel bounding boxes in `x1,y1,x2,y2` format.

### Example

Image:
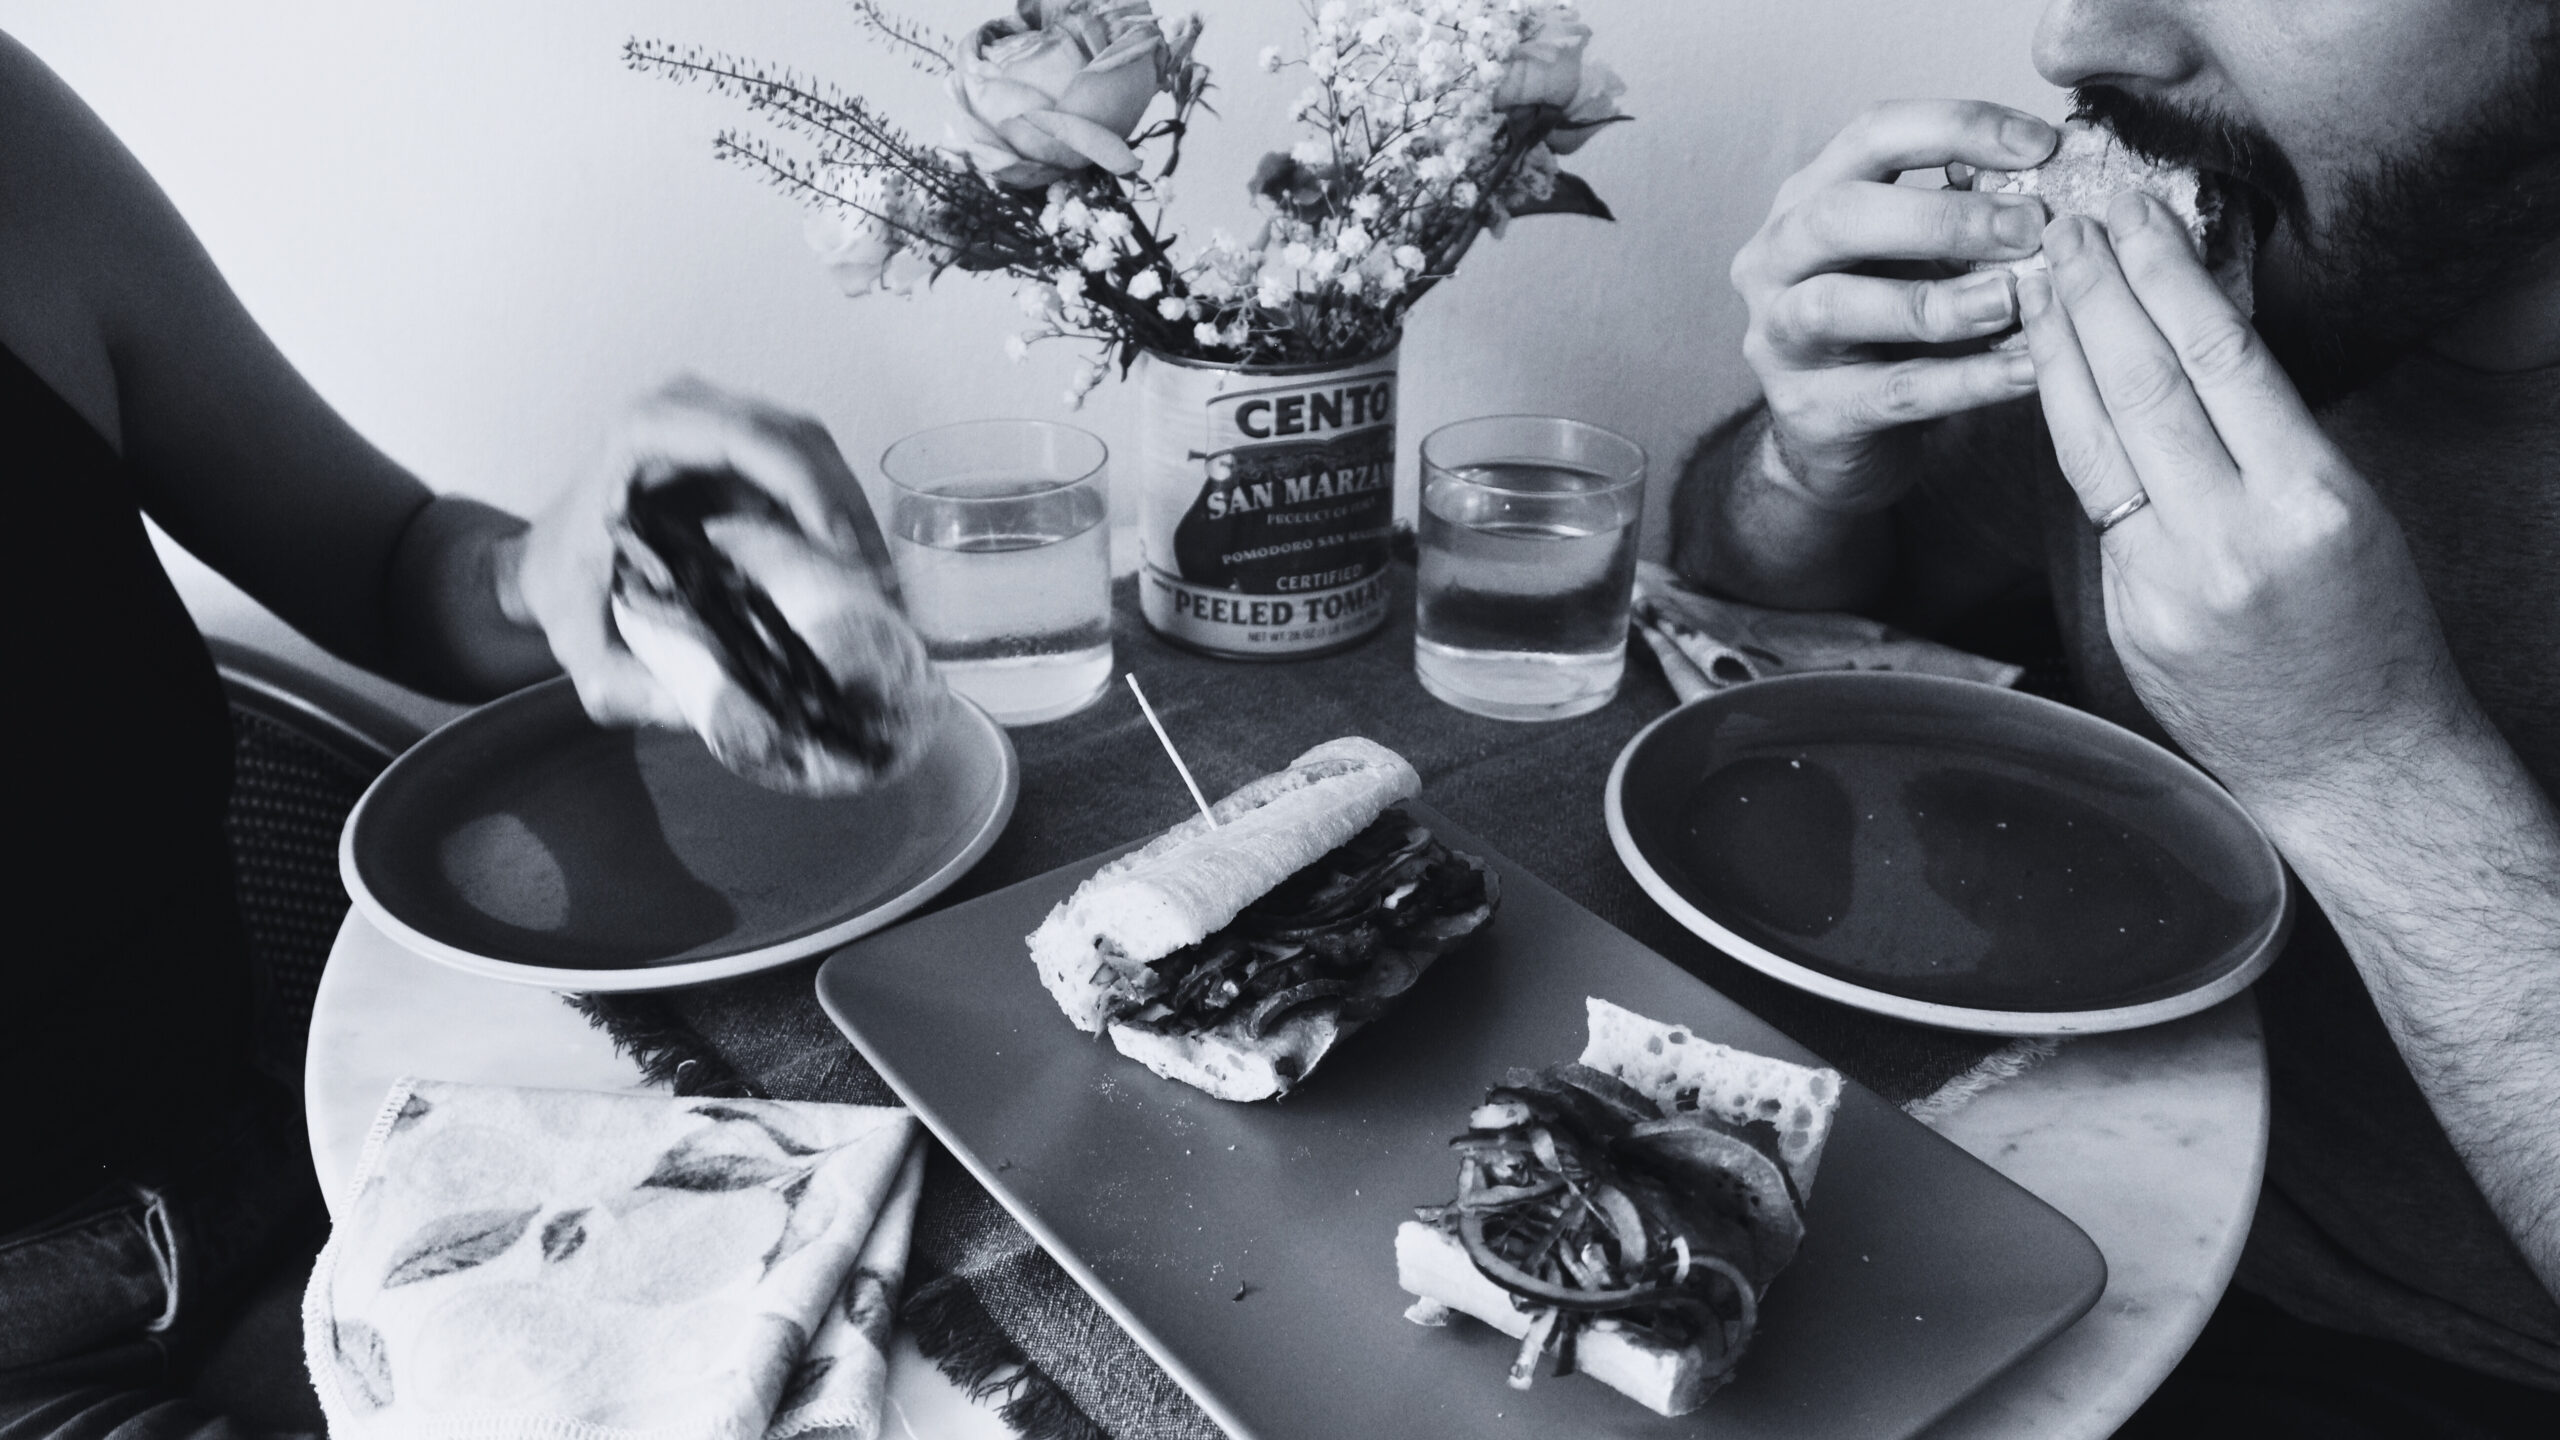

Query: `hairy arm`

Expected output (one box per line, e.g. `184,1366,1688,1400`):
2020,196,2560,1294
1669,406,1897,610
2254,693,2560,1292
0,32,552,700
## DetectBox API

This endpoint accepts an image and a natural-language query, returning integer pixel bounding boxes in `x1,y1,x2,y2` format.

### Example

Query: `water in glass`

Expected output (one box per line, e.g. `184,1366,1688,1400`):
891,479,1112,725
1415,461,1640,720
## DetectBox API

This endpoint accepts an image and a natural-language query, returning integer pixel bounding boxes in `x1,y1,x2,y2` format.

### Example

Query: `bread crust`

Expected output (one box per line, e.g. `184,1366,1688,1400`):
1026,737,1422,1033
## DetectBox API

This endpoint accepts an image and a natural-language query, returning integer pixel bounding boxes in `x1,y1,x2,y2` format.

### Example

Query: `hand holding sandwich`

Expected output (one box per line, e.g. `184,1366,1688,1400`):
2020,187,2560,1304
1729,99,2057,512
2014,193,2466,795
505,375,941,796
507,375,894,728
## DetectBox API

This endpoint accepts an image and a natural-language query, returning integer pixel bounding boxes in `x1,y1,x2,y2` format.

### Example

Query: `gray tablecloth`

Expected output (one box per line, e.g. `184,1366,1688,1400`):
581,564,2004,1440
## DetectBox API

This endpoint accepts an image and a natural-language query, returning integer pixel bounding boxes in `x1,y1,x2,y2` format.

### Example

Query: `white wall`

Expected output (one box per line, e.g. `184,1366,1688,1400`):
2,0,2050,688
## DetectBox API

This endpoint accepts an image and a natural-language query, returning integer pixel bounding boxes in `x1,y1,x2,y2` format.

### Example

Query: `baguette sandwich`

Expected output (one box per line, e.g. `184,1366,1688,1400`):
1026,738,1498,1101
609,468,947,797
1967,117,2257,342
1397,998,1843,1416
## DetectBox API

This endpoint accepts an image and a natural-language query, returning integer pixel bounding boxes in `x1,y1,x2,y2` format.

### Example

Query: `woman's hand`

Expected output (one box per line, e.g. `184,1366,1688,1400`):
2017,193,2468,795
504,376,896,728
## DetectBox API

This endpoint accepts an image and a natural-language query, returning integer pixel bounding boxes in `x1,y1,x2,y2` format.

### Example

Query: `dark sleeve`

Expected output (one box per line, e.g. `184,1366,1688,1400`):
1668,397,2067,664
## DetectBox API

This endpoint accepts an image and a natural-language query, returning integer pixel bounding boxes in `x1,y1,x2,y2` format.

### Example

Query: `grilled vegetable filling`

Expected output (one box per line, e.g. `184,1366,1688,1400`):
618,469,895,767
1107,808,1495,1038
1415,1062,1804,1387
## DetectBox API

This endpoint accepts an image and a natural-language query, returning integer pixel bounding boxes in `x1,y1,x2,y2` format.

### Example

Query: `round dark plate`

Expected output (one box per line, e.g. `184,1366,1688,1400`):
1607,673,2291,1034
342,678,1016,990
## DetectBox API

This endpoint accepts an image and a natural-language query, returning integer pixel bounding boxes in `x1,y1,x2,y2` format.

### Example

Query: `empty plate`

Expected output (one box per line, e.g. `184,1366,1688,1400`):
1607,673,2290,1034
342,677,1016,989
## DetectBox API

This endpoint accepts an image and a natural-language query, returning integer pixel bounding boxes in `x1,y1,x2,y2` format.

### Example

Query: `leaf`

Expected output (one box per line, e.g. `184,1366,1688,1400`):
331,1318,395,1410
540,1208,589,1263
776,1351,835,1415
841,1266,898,1347
641,1141,794,1193
761,1174,832,1275
688,1101,822,1157
382,1207,538,1288
1508,171,1615,222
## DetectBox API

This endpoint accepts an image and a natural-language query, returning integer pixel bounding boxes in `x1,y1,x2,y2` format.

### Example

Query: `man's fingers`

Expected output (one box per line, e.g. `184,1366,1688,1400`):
1763,270,2020,355
1793,99,2056,190
2102,192,2319,477
2018,267,2153,543
1780,347,2038,442
1759,182,2046,286
2042,215,2237,509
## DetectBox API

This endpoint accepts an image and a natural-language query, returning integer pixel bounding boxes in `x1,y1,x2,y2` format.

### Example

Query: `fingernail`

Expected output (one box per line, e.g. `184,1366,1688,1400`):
2106,189,2151,235
2018,266,2054,320
1958,271,2013,326
2004,349,2038,386
1993,197,2045,250
2001,113,2057,162
2044,216,2087,262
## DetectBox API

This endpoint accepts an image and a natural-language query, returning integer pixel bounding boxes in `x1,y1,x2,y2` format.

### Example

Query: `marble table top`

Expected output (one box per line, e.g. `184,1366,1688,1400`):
310,910,2266,1440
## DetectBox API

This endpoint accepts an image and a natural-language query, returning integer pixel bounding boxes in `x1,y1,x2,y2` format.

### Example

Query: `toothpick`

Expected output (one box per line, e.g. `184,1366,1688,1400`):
1126,673,1218,827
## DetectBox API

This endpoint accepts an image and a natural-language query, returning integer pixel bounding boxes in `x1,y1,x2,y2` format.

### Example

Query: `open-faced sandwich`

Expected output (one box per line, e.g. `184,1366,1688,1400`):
1397,997,1843,1416
610,468,947,797
1966,117,2257,339
1025,738,1498,1101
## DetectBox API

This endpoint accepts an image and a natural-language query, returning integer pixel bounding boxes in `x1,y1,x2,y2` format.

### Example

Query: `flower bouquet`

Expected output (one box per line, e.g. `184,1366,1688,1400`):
629,0,1625,395
632,0,1626,658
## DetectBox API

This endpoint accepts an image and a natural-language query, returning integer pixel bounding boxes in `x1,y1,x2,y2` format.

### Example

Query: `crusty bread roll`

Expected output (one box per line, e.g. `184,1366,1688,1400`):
1970,118,2256,342
1027,737,1422,1033
1026,737,1498,1101
1577,996,1842,1195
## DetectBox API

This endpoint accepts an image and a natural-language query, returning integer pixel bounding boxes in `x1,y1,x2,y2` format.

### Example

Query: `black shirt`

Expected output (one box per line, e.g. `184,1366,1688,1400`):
7,340,254,1231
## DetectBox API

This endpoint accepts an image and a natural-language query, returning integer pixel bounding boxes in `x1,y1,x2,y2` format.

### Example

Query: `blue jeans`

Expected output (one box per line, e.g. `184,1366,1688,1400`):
0,1095,322,1439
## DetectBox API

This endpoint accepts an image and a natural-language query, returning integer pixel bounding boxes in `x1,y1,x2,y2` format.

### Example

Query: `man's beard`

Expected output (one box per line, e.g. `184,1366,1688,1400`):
2074,38,2560,406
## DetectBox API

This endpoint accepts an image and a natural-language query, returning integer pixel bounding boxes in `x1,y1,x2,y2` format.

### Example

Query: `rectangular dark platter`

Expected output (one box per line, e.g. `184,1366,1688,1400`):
815,803,2104,1439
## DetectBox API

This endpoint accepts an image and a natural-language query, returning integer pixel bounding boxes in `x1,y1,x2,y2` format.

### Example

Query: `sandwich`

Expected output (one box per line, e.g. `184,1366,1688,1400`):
1025,738,1498,1101
610,467,947,797
1967,118,2257,339
1396,998,1843,1416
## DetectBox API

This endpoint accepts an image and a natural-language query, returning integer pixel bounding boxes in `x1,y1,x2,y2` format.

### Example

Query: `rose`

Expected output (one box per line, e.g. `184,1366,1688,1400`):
803,207,898,295
1491,16,1589,111
1546,61,1626,154
947,0,1171,189
800,176,940,296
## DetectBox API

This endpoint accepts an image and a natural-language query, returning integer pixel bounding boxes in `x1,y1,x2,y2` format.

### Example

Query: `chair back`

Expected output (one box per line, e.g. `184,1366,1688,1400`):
210,640,425,1084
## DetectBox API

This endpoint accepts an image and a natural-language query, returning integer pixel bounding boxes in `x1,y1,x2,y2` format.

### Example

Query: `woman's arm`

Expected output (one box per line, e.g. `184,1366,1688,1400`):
0,31,553,700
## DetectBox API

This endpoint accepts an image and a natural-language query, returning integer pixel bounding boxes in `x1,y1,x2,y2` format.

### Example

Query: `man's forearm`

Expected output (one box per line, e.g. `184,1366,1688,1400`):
2242,697,2560,1296
1669,408,1895,610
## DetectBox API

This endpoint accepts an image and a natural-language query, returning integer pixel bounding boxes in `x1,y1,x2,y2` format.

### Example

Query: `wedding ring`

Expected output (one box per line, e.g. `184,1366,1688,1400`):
2090,491,2152,536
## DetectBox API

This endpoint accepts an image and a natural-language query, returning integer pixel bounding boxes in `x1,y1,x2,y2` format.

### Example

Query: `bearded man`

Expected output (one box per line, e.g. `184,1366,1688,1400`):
1677,2,2560,1434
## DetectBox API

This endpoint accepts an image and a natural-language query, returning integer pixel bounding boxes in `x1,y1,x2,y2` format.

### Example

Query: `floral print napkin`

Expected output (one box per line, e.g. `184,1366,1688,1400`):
304,1080,921,1440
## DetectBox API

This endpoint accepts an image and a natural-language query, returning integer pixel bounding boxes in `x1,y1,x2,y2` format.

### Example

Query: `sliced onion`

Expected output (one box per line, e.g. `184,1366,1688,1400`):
1241,979,1351,1037
1591,1184,1649,1270
1507,1306,1560,1390
1458,1212,1672,1312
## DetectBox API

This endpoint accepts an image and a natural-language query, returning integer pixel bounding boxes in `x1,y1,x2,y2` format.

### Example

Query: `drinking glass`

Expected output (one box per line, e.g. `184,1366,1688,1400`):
1414,416,1646,721
882,420,1112,726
